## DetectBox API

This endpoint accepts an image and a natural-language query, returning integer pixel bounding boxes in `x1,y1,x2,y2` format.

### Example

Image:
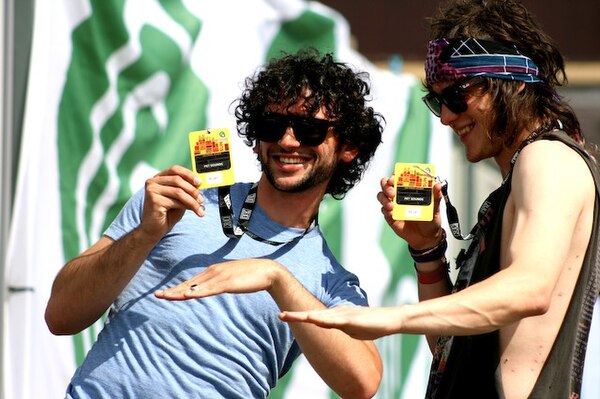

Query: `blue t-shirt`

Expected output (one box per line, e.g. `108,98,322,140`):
66,183,368,399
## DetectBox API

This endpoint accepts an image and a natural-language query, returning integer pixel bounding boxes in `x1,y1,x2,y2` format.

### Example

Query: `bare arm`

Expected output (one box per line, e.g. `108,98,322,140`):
155,259,382,399
406,140,592,335
45,165,205,335
282,142,593,341
45,232,155,334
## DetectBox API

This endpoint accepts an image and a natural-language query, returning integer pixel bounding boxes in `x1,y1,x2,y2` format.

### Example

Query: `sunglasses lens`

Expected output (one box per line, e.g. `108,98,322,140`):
255,114,332,146
255,118,287,142
422,88,468,117
422,94,442,117
444,91,468,114
423,77,486,117
291,119,330,146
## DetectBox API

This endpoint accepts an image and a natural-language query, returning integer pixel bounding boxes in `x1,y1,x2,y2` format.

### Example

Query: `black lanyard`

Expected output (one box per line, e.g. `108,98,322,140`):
412,165,478,241
440,179,500,241
440,179,479,240
217,183,317,246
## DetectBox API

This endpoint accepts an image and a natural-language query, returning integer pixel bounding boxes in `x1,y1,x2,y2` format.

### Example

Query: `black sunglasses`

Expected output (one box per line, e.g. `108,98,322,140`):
422,76,487,117
253,113,338,146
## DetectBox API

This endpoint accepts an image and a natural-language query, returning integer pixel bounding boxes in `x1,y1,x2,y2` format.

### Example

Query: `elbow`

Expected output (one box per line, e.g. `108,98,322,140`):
337,383,380,399
46,325,72,336
45,302,81,336
527,292,552,317
515,284,552,319
46,317,81,336
338,359,382,399
354,377,381,399
45,307,68,336
360,378,382,399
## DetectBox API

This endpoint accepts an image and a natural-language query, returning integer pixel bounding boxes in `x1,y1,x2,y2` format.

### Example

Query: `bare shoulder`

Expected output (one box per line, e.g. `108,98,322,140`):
517,138,589,168
513,139,594,200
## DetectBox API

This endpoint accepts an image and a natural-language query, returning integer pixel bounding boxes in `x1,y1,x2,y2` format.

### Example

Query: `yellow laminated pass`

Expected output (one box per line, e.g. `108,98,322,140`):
189,128,234,189
392,162,436,221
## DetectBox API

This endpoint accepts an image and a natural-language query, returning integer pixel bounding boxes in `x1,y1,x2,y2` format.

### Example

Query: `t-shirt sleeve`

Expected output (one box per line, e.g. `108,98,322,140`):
321,269,369,308
103,188,145,240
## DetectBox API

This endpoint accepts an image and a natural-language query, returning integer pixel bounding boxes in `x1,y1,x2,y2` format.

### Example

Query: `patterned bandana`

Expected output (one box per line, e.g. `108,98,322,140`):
425,37,544,84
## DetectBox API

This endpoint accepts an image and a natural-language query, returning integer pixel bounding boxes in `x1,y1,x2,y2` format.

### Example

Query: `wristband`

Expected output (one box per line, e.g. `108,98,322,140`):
408,230,448,263
414,260,450,284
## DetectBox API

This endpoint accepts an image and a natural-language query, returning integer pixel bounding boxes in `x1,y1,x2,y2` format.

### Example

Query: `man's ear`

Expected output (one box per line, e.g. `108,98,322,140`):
340,144,359,163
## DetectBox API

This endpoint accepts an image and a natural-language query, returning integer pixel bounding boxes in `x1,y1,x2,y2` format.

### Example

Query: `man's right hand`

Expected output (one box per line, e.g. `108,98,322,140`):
377,175,445,250
139,165,205,242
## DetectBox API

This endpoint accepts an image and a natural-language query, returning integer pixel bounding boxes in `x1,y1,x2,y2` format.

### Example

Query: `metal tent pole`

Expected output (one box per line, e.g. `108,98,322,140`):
1,0,35,397
0,0,15,397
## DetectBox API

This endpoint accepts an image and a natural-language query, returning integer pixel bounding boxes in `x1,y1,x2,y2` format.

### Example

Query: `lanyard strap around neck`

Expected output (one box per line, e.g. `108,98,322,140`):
217,183,317,246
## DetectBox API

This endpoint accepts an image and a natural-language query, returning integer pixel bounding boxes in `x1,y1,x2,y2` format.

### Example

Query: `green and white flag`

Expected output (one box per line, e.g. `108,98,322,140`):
4,1,452,398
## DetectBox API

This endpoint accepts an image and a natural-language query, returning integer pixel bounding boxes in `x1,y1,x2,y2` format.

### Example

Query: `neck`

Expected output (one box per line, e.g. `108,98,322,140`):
255,176,325,229
495,143,520,178
494,122,547,177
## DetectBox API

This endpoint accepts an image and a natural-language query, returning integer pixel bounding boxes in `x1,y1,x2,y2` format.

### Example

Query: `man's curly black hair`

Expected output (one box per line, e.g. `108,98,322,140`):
233,47,384,199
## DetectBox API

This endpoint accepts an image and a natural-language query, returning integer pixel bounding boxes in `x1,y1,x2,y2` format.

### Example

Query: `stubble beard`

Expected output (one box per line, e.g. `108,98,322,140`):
260,152,337,193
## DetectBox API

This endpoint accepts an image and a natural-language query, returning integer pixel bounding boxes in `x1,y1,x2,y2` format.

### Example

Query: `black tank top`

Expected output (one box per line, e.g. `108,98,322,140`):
425,131,600,398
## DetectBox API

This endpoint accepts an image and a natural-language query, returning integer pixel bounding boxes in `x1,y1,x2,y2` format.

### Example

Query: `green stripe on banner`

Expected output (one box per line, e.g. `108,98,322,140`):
378,82,431,398
319,197,343,262
266,10,336,61
57,0,203,365
265,8,341,399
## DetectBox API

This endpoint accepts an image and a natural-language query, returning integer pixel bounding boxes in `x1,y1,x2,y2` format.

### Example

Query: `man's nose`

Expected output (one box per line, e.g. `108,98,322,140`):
439,104,458,125
278,127,301,147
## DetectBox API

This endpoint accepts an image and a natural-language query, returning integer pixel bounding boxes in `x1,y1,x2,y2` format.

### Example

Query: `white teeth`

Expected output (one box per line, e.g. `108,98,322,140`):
280,156,304,164
457,125,472,136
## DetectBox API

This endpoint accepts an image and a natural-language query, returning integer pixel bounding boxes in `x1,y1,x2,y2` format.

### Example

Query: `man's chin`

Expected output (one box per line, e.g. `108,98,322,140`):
271,180,310,193
264,173,314,193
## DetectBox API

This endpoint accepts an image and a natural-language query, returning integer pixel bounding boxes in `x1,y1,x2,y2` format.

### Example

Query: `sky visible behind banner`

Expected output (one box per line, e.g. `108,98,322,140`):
7,1,597,399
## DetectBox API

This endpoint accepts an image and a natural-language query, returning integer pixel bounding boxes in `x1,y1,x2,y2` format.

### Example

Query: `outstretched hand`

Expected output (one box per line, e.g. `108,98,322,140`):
279,306,401,341
154,258,286,301
378,175,445,249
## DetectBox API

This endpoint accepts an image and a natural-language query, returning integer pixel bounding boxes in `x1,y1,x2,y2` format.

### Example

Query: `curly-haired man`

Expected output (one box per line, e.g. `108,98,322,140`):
46,48,384,399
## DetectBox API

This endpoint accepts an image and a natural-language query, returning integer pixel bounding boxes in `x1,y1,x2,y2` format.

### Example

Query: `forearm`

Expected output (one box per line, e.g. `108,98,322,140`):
398,266,546,337
45,228,158,335
270,268,382,399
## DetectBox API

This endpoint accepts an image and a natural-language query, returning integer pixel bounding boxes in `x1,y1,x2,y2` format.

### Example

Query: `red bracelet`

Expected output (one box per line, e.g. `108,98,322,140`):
415,261,449,284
